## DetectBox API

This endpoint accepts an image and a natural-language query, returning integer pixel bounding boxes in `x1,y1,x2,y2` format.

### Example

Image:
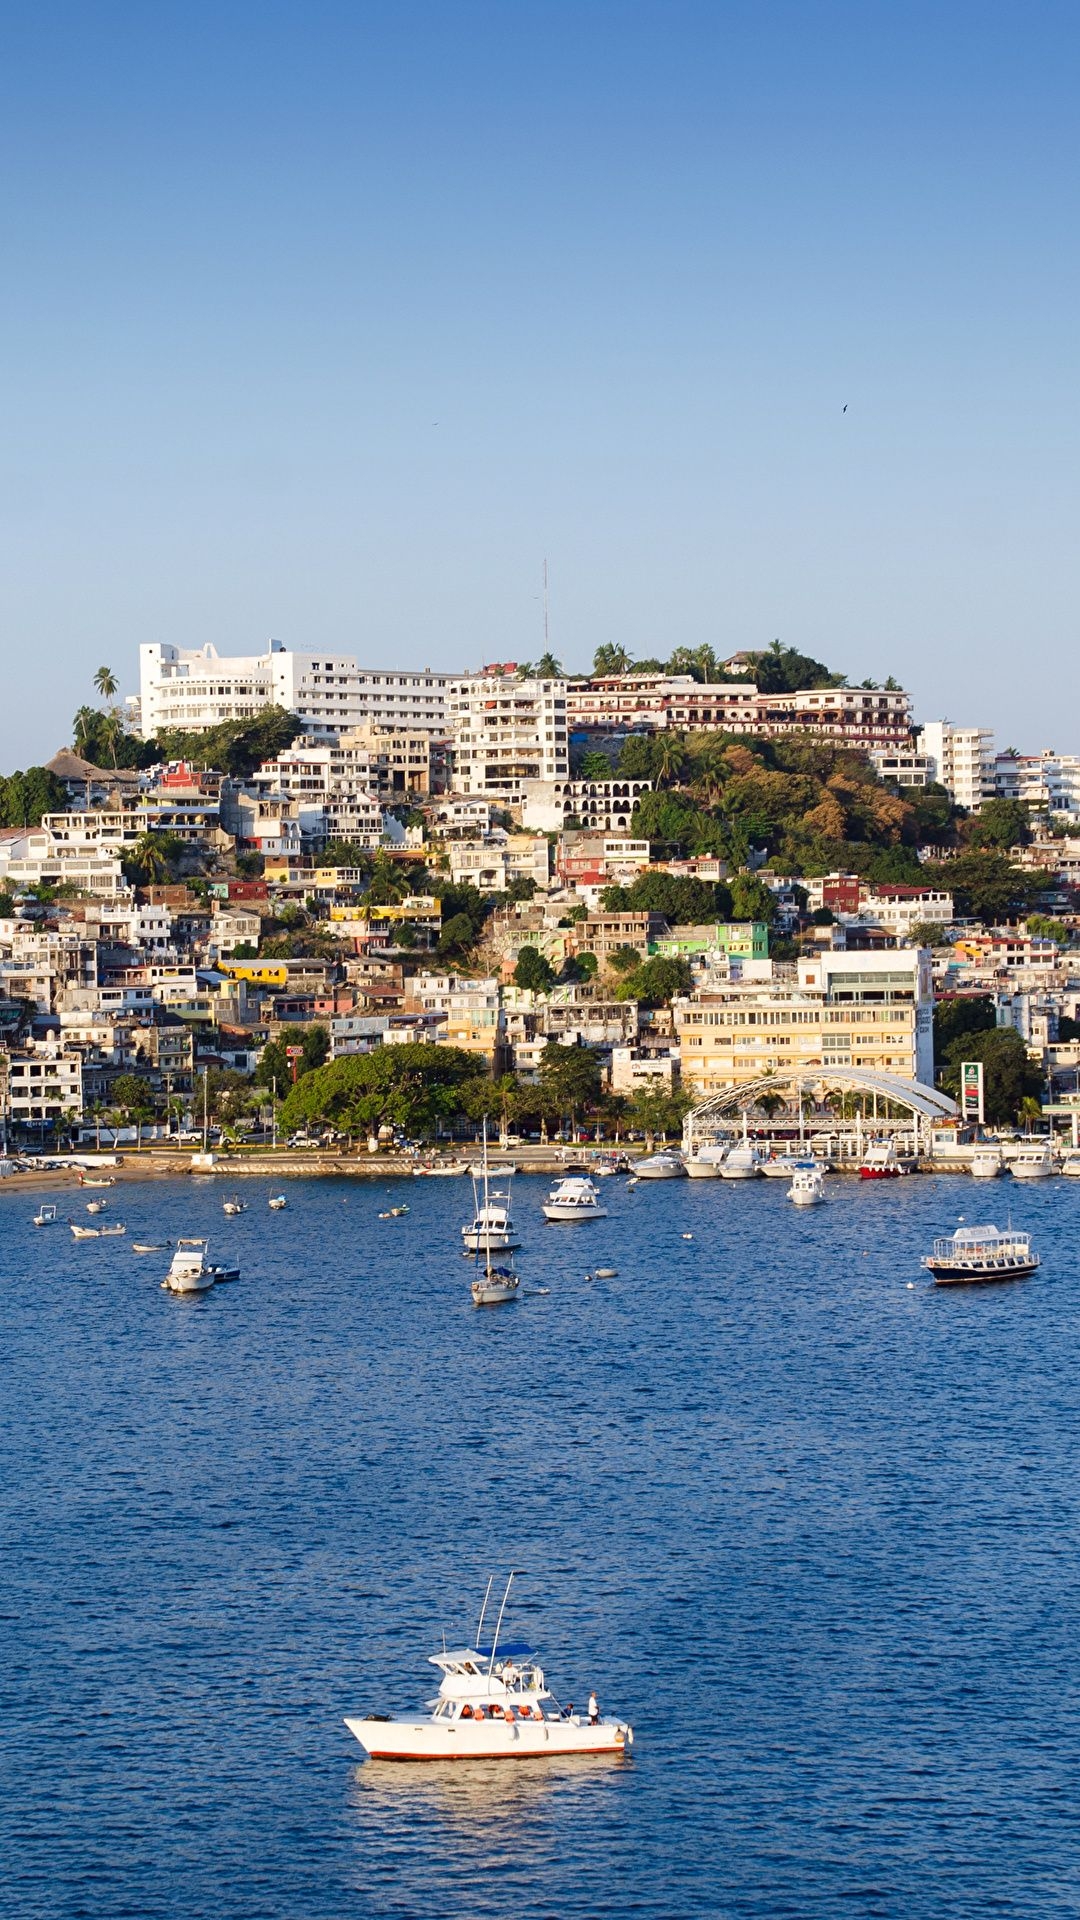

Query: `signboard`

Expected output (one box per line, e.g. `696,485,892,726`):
960,1061,985,1125
286,1044,304,1084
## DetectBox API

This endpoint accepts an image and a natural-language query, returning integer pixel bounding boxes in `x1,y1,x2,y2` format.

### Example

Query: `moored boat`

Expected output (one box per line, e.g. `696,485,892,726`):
858,1139,909,1179
222,1198,248,1215
32,1203,59,1227
1009,1142,1053,1180
542,1176,606,1222
163,1237,216,1293
268,1194,287,1210
633,1151,686,1180
922,1223,1039,1285
787,1166,825,1206
1061,1151,1080,1178
344,1574,632,1761
70,1224,101,1239
970,1148,1002,1178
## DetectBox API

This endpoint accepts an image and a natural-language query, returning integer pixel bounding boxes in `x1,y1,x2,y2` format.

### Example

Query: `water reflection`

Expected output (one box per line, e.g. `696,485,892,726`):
347,1750,630,1832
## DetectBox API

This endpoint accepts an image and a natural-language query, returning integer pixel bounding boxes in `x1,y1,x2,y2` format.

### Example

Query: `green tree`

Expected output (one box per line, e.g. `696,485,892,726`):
278,1043,483,1140
592,643,632,676
93,666,119,703
626,1084,691,1142
933,994,997,1061
1026,914,1069,944
940,1026,1042,1124
538,1042,601,1127
436,912,477,959
608,943,642,973
254,1024,330,1090
513,945,556,991
123,830,183,887
614,956,692,1008
110,1072,156,1150
0,768,68,829
728,873,777,925
534,651,564,679
505,875,539,902
968,797,1031,850
578,750,614,779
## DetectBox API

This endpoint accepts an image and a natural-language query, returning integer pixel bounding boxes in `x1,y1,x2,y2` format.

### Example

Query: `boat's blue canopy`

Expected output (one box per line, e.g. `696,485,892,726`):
475,1641,534,1660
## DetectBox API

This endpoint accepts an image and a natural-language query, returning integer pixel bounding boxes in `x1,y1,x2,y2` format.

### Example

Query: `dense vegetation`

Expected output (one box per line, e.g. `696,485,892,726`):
0,767,67,828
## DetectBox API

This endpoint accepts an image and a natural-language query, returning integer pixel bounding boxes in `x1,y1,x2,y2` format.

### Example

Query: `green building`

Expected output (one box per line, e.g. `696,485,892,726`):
649,921,769,960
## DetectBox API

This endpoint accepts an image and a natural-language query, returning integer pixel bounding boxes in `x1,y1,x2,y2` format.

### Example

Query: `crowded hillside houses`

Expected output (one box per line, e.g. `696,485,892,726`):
2,636,1079,1147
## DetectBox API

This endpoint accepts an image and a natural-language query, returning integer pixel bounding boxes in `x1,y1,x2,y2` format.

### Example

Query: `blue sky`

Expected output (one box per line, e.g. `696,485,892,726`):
2,0,1078,766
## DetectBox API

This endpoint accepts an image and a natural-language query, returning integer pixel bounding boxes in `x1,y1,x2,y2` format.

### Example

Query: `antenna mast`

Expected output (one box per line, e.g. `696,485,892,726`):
543,558,549,650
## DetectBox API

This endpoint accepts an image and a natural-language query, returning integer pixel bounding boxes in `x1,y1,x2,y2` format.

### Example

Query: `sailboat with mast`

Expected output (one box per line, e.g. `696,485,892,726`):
469,1121,520,1305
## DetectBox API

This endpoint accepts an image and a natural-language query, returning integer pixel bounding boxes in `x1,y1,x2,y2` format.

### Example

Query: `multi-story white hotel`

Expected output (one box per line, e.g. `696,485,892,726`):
135,642,452,739
917,721,996,811
566,675,913,749
993,750,1080,821
446,675,569,798
674,948,934,1095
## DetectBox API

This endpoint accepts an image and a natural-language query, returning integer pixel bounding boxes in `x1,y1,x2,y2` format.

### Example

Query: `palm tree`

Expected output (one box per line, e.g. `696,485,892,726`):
128,832,171,886
534,651,564,679
656,736,688,787
73,706,98,756
593,643,631,677
94,666,118,703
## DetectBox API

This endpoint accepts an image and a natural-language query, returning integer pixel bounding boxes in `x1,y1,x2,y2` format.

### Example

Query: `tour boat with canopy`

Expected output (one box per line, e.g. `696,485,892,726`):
922,1223,1039,1285
344,1573,633,1762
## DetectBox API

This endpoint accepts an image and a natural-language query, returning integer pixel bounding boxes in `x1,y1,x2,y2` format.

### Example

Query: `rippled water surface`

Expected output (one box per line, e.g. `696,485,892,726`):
3,1168,1080,1917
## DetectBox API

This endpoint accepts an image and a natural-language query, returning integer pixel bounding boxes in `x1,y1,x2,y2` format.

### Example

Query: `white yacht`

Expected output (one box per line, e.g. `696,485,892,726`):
970,1148,1002,1179
463,1122,521,1260
761,1153,817,1180
633,1151,686,1179
163,1238,216,1294
1061,1151,1080,1178
788,1165,826,1206
344,1574,632,1762
684,1146,725,1179
542,1176,607,1223
923,1223,1039,1285
1010,1142,1053,1180
719,1141,763,1180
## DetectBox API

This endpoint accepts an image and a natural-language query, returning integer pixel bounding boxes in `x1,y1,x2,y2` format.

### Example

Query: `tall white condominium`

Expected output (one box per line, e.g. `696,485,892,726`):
918,721,996,812
135,641,451,739
447,675,569,798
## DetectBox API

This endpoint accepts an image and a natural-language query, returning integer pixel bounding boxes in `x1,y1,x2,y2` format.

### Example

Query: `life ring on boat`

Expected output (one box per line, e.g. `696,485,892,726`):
460,1704,473,1719
517,1705,531,1719
503,1707,515,1724
531,1704,544,1721
474,1706,485,1721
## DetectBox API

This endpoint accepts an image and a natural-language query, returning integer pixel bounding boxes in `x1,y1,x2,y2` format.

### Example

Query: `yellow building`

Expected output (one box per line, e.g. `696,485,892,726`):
674,950,934,1094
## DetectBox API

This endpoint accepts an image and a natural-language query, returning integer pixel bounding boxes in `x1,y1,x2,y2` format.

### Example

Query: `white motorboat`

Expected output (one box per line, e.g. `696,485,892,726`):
85,1199,107,1214
163,1237,216,1293
1009,1142,1053,1180
132,1242,169,1253
922,1223,1039,1285
858,1138,909,1179
761,1154,816,1180
633,1151,686,1180
222,1198,248,1215
344,1573,632,1761
70,1224,101,1240
32,1203,59,1227
542,1176,607,1223
788,1166,826,1206
79,1174,115,1189
268,1194,287,1210
719,1141,763,1180
684,1147,724,1179
99,1222,126,1236
970,1148,1002,1178
413,1160,469,1177
1061,1151,1080,1178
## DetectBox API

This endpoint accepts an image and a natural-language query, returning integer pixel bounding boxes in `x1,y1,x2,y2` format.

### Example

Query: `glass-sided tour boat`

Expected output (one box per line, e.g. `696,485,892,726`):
922,1223,1039,1286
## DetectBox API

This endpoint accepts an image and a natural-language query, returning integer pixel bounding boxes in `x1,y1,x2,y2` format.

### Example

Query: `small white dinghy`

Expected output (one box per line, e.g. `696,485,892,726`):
268,1194,287,1210
32,1203,59,1227
222,1198,248,1216
344,1573,632,1761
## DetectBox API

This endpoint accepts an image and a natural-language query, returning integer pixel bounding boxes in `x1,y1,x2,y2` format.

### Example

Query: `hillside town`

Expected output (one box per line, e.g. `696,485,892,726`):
2,637,1079,1155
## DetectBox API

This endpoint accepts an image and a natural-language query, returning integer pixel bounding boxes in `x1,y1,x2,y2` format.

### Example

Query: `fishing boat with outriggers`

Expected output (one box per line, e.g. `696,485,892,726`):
541,1176,606,1223
343,1572,632,1761
922,1223,1039,1286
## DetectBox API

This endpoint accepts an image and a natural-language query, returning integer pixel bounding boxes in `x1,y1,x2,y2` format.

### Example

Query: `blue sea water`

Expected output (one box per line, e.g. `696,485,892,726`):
2,1168,1079,1919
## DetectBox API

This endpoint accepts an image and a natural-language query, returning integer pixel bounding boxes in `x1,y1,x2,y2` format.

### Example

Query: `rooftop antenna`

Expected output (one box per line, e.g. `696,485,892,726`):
543,558,549,650
475,1573,496,1649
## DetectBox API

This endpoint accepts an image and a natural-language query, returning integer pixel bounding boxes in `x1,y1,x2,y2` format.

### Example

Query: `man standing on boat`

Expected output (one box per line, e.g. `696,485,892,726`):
588,1691,599,1725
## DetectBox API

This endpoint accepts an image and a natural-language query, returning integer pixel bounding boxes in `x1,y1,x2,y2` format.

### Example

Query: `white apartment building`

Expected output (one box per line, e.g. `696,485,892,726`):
519,778,652,833
565,676,912,748
869,746,935,789
0,826,125,898
448,833,551,894
136,641,452,739
918,721,996,811
674,948,935,1095
447,676,569,798
249,738,384,846
993,751,1080,821
2,1041,84,1129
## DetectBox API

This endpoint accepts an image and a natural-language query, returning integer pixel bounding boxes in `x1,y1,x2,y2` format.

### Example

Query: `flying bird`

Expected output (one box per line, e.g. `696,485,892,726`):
842,404,848,413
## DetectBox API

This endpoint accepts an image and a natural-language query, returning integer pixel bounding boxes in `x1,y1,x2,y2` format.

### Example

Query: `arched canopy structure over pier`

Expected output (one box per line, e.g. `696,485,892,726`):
683,1069,957,1155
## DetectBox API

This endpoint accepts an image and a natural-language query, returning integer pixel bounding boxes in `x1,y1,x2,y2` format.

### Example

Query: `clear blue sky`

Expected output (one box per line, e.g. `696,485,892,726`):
2,0,1078,767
